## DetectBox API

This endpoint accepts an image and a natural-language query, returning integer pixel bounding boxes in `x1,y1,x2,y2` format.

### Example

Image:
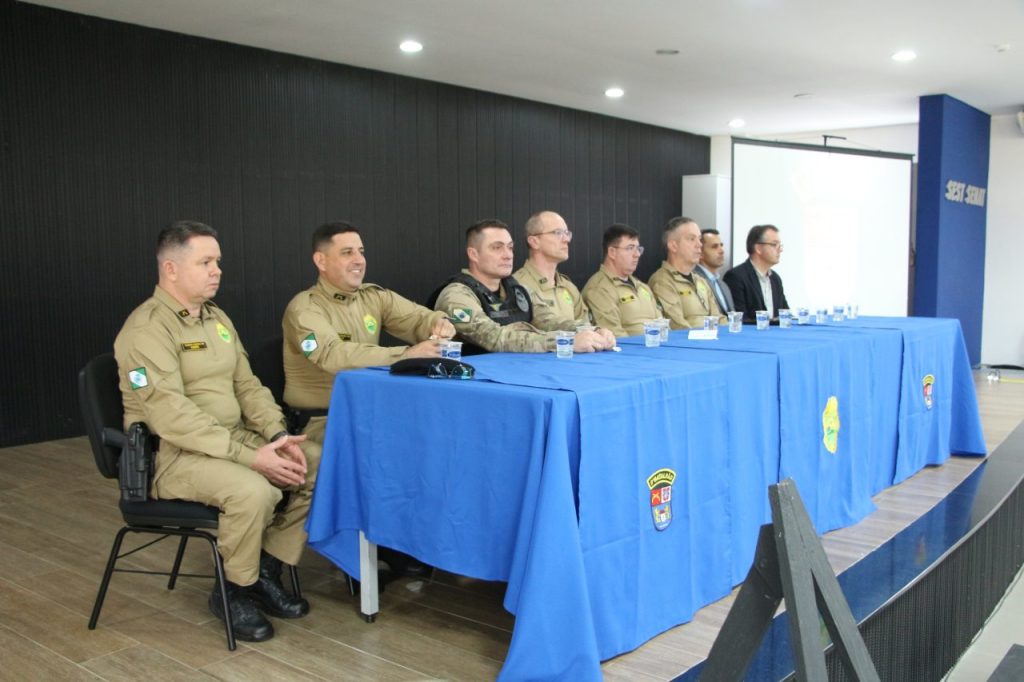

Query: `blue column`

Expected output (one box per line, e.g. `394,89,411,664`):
914,94,990,365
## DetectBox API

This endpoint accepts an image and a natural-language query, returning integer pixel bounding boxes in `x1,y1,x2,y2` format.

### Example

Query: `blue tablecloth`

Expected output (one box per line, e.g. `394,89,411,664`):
306,317,985,681
795,316,985,482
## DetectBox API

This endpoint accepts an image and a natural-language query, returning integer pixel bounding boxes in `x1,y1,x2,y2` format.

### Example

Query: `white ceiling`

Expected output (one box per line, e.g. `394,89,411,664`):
24,0,1024,136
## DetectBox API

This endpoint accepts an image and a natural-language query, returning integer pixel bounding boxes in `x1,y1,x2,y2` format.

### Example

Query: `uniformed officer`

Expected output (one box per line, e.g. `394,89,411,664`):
433,219,608,353
649,217,725,328
282,221,454,446
582,223,660,337
513,211,616,348
114,221,316,643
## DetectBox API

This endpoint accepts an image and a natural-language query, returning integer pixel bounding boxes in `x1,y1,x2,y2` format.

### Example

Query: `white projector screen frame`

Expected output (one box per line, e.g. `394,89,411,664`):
731,138,913,316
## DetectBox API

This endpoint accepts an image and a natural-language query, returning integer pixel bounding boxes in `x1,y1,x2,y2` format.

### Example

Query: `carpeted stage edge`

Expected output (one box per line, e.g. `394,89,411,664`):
678,422,1024,681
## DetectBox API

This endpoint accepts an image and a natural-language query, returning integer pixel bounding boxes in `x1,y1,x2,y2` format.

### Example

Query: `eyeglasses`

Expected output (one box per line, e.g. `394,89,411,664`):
613,244,645,255
427,362,475,380
536,229,573,241
757,241,783,249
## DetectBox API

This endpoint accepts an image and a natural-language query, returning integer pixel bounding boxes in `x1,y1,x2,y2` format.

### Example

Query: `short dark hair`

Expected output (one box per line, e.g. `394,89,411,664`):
602,223,639,256
700,227,720,238
662,216,696,248
466,219,510,248
746,224,778,255
156,220,217,260
313,221,360,252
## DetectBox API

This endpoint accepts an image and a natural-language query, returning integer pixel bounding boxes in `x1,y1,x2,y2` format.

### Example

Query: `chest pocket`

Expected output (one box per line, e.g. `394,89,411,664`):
179,327,236,387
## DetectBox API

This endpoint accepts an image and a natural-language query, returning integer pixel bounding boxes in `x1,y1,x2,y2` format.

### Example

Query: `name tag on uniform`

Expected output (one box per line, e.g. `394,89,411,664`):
679,290,692,296
338,333,352,342
180,341,208,352
620,294,637,303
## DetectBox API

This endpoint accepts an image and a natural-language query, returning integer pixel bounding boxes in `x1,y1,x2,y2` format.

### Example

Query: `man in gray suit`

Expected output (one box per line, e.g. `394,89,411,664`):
696,228,734,313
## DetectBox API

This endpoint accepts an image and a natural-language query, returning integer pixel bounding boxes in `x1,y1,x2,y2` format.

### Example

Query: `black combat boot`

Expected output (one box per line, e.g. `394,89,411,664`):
246,550,310,618
209,580,274,642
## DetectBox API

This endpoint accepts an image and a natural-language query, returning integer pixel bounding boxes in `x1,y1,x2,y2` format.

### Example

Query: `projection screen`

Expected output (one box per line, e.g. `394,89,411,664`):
731,138,914,316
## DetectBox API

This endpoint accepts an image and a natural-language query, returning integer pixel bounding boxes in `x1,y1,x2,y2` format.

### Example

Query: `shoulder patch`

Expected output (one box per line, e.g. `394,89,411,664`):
216,322,232,343
452,308,473,323
363,314,378,333
128,367,149,390
301,333,318,357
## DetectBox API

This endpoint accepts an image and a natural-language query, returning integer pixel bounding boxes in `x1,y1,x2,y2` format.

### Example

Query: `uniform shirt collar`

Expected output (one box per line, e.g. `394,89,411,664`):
153,285,212,323
599,263,638,288
317,276,362,302
522,260,561,290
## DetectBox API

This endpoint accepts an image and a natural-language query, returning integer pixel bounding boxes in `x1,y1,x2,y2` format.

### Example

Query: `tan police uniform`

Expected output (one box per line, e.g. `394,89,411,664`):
434,270,558,353
282,276,446,443
513,260,592,328
114,286,319,586
581,265,660,337
649,261,725,329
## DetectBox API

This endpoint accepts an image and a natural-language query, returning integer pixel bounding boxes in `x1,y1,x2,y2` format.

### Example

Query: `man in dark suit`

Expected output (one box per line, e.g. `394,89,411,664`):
723,224,790,322
695,228,735,313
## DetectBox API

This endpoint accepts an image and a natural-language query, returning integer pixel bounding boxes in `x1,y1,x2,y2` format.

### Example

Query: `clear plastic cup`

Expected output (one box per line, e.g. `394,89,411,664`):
703,316,719,333
848,303,859,319
816,307,829,324
797,308,810,325
778,309,792,328
728,311,743,333
657,318,670,343
440,340,462,360
644,322,661,347
832,304,845,322
755,310,769,330
555,331,575,359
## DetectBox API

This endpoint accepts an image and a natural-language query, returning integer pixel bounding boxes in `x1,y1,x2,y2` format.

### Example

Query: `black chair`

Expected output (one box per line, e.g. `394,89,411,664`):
78,352,299,650
248,335,287,407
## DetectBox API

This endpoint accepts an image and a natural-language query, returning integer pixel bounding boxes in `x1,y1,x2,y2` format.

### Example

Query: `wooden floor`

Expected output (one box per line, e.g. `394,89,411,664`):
0,372,1021,682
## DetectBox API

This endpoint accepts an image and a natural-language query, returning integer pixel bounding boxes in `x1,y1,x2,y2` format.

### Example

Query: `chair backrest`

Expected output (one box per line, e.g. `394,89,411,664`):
78,352,126,479
248,336,285,406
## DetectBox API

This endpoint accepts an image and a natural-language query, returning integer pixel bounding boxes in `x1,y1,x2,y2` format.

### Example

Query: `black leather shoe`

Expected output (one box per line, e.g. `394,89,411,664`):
209,581,274,642
379,546,433,578
247,551,310,619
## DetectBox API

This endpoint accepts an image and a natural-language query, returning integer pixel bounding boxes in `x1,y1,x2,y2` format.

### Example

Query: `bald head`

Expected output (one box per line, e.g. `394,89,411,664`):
524,211,571,265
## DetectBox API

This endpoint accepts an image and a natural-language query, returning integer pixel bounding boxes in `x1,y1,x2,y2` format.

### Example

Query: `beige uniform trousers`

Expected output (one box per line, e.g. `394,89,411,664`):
153,425,320,586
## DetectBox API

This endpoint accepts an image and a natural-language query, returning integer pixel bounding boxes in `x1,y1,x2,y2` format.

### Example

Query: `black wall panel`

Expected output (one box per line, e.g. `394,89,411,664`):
0,1,709,446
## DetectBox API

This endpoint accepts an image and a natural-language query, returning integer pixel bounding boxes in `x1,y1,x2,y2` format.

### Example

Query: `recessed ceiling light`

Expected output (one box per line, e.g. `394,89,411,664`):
891,49,917,62
655,49,680,56
728,118,746,128
605,87,624,98
400,40,423,54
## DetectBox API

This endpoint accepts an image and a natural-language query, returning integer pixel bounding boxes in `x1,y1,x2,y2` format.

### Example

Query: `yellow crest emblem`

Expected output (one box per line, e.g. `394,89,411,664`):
363,314,378,333
922,374,935,410
216,322,232,343
822,396,840,454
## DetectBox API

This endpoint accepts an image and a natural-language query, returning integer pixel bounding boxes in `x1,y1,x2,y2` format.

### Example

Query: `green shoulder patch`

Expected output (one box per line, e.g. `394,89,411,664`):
300,333,318,357
452,308,472,323
128,367,148,390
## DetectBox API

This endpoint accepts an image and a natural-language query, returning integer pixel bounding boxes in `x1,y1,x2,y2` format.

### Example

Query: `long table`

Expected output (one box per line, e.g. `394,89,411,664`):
306,316,985,681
